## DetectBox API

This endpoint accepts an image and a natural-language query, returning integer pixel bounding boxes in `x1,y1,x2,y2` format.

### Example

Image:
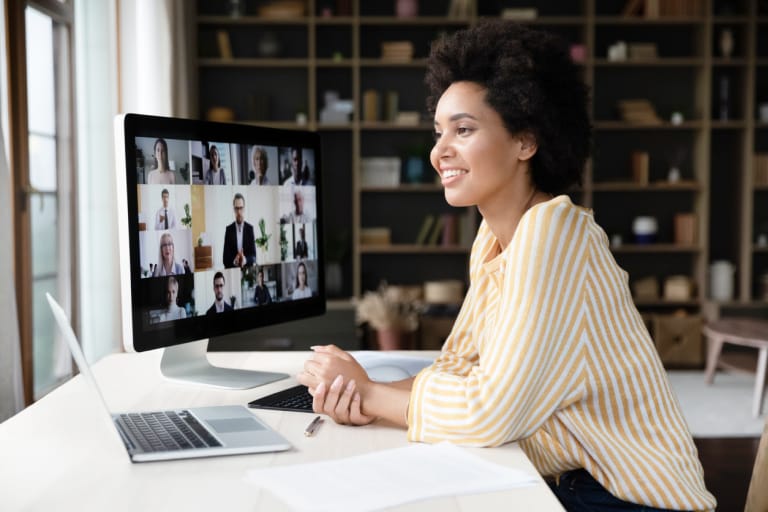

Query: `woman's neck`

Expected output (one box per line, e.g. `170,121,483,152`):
485,189,552,252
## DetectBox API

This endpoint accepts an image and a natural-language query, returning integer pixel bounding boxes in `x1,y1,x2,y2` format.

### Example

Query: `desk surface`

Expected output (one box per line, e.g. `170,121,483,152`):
0,350,563,511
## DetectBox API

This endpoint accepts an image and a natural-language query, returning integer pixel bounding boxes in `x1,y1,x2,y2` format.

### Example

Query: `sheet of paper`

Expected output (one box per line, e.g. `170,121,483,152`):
245,443,537,512
350,351,435,376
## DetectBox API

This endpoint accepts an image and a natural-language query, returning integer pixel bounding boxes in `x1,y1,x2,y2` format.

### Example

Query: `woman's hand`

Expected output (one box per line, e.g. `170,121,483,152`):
297,345,376,425
309,376,376,426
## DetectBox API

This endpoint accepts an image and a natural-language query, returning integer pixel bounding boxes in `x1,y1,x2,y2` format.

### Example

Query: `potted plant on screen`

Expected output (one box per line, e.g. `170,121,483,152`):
181,204,192,228
254,218,272,262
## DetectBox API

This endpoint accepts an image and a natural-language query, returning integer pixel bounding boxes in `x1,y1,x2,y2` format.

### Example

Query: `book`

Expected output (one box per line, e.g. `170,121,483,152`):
216,30,233,59
415,215,435,245
440,213,458,247
427,215,444,246
631,151,649,185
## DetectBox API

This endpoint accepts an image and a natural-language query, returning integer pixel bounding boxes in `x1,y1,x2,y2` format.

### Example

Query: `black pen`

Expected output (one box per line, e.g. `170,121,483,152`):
304,415,323,437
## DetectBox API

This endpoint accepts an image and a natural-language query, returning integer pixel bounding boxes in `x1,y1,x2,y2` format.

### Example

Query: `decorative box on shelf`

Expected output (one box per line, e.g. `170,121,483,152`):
361,157,401,187
651,314,703,367
360,227,392,246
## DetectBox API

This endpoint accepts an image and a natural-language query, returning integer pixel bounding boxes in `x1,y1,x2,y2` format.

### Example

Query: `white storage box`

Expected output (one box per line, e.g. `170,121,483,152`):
361,157,401,187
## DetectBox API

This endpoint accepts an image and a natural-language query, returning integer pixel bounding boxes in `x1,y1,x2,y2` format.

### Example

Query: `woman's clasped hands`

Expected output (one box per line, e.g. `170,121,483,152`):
297,345,376,426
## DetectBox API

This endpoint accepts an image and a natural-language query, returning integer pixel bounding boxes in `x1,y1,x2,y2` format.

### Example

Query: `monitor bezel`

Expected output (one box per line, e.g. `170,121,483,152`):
116,113,326,353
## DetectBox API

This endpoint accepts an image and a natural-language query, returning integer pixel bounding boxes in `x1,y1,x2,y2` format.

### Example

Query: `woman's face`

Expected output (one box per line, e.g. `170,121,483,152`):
430,81,528,209
154,141,167,168
297,265,306,287
166,282,178,306
253,150,266,176
161,236,174,263
211,147,220,168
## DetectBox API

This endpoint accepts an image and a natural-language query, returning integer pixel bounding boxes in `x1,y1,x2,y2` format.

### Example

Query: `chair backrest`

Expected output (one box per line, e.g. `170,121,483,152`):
746,417,768,512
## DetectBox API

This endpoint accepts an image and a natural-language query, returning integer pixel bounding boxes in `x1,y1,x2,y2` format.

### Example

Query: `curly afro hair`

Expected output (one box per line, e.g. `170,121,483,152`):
425,20,592,195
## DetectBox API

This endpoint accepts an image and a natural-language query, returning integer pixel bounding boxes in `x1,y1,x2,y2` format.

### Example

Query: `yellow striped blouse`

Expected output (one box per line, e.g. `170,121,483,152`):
408,195,716,511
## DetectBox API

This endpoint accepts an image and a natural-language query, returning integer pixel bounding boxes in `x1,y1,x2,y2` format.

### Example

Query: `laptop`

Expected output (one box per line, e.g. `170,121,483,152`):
46,293,292,462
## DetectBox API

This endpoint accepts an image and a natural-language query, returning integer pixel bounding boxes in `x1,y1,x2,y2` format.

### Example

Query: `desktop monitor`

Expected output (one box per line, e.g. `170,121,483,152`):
114,113,325,389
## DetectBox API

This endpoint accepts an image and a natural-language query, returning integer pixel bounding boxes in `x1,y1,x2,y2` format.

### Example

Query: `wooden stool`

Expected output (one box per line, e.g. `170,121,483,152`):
703,318,768,418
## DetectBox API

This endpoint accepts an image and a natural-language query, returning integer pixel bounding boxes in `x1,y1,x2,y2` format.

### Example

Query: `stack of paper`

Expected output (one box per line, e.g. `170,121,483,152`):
245,443,537,511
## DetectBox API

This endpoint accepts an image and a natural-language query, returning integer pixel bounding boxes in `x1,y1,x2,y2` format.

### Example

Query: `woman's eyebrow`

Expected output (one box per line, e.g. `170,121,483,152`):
434,112,478,127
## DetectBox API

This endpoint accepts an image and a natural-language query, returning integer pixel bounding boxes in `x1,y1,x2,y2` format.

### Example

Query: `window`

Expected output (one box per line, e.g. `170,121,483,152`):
7,0,76,402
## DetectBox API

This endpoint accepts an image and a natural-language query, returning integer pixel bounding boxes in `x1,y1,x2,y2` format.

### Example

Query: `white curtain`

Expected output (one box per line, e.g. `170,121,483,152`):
77,0,192,363
120,0,193,117
0,105,25,422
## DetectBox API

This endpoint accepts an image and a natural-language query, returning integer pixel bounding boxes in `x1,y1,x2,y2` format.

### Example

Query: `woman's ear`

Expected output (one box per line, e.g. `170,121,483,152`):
518,133,538,161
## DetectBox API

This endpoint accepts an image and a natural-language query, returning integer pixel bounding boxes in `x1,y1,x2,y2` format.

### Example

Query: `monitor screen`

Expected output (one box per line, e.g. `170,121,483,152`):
114,113,325,388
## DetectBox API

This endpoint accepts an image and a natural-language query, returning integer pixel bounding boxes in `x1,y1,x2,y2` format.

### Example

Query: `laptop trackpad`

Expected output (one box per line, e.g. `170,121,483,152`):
208,417,265,433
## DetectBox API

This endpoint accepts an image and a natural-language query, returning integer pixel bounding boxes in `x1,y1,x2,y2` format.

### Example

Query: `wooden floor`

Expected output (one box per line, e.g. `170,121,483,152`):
691,346,762,510
695,436,761,510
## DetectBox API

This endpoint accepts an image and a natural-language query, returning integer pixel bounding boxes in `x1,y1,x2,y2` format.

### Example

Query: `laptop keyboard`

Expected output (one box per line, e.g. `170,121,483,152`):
248,385,314,413
117,410,222,452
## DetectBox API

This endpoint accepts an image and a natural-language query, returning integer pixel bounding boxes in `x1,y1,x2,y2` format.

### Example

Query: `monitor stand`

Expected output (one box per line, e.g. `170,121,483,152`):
159,339,288,389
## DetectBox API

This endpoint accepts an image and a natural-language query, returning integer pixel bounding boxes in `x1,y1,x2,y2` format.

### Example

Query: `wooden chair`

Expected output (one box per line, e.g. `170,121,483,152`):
745,417,768,512
702,318,768,418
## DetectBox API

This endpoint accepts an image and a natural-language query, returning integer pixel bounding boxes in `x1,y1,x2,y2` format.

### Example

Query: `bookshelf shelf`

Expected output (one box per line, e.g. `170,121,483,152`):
360,245,470,254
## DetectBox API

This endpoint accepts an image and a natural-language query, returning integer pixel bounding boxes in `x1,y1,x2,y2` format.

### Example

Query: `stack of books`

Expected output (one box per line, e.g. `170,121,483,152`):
618,99,662,125
381,41,414,62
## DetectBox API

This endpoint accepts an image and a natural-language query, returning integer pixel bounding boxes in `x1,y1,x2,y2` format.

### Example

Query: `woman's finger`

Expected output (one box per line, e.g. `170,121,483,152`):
312,380,327,413
322,375,344,418
333,379,357,424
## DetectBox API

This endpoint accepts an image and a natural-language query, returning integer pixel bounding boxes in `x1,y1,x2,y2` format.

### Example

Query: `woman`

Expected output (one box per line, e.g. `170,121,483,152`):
291,261,312,299
146,138,175,185
298,21,715,512
251,146,269,185
152,232,184,277
205,145,226,184
159,276,186,322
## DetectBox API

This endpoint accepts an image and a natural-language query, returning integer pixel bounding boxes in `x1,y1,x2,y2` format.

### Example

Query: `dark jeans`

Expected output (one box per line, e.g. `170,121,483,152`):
547,469,689,512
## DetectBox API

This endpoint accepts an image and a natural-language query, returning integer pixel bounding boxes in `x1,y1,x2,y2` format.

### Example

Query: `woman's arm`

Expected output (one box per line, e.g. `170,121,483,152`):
409,201,589,446
297,345,414,426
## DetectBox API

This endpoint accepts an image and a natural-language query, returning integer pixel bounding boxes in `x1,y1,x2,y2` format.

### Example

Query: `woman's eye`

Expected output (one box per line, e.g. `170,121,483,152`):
433,131,442,141
457,126,473,136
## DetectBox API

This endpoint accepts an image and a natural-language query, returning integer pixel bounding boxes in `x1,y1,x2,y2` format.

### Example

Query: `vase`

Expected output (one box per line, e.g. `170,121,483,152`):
719,28,734,59
376,328,405,350
396,0,417,17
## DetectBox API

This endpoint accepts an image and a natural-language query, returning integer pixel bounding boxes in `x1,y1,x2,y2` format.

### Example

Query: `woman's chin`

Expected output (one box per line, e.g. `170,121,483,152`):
443,191,472,208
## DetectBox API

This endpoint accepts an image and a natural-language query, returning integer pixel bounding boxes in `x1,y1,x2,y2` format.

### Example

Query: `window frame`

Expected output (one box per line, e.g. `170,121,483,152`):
6,0,78,404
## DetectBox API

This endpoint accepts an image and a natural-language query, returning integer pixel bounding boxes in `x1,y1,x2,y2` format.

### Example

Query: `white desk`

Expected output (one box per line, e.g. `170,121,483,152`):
0,350,564,511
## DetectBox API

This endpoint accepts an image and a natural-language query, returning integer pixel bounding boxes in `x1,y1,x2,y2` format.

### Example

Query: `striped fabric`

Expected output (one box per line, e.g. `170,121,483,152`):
408,195,716,511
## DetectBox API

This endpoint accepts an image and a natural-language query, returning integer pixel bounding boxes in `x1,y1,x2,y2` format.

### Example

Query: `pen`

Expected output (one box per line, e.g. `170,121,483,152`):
304,415,323,437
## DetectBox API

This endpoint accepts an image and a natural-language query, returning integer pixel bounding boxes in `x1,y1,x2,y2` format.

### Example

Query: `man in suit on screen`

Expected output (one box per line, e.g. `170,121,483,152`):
223,193,256,268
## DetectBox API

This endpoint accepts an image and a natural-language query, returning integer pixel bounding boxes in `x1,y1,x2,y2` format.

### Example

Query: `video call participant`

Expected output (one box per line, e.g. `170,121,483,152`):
253,267,272,305
282,187,312,224
159,276,186,321
146,138,175,185
283,147,311,186
152,232,184,276
294,225,308,259
291,261,311,299
297,21,716,512
205,145,226,185
206,271,233,314
154,188,177,230
251,146,269,185
223,193,256,269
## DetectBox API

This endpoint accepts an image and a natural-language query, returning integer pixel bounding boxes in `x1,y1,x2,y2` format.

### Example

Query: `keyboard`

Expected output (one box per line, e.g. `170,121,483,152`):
248,384,314,413
116,410,222,452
